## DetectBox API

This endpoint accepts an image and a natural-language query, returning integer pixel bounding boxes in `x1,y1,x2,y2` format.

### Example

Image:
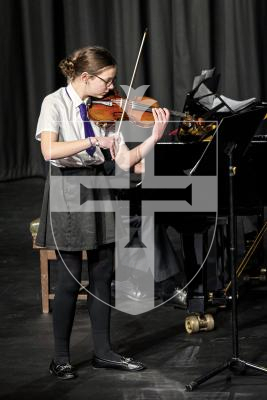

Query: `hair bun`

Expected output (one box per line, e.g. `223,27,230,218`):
58,57,75,79
59,46,117,81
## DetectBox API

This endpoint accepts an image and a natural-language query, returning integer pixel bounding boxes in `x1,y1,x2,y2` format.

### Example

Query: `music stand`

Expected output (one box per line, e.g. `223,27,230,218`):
185,106,267,391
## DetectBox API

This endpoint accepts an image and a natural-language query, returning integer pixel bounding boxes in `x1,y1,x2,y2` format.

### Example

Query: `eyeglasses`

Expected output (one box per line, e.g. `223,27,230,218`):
91,74,116,87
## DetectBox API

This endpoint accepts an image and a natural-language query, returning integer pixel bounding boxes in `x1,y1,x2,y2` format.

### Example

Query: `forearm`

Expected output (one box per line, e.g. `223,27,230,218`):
115,136,155,170
115,108,169,170
41,136,93,161
133,159,145,174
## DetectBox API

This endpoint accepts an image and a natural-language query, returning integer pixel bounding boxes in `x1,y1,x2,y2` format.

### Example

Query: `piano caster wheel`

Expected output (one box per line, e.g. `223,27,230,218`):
185,313,215,334
185,315,200,334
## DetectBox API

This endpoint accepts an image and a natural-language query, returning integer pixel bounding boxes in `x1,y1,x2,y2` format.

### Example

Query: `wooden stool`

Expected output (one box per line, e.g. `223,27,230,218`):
30,218,88,313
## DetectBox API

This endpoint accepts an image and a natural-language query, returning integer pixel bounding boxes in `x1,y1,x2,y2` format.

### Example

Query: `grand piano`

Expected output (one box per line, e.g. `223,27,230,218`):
153,104,267,325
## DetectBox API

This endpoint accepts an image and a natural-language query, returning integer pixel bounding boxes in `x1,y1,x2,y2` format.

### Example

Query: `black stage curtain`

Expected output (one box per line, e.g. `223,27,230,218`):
1,0,267,180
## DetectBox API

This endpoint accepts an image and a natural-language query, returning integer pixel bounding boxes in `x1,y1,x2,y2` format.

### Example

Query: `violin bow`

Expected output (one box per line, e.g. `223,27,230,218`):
116,28,148,135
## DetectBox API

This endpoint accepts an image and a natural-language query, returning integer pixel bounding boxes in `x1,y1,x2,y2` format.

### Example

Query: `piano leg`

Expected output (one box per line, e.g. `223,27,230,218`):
182,232,207,315
176,217,229,333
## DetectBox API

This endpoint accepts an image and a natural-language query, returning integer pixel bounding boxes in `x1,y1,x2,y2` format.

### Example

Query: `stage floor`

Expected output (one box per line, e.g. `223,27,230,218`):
1,178,267,400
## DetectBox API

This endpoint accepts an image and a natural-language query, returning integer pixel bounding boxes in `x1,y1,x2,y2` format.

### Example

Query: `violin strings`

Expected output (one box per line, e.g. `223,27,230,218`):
112,99,153,113
93,99,182,117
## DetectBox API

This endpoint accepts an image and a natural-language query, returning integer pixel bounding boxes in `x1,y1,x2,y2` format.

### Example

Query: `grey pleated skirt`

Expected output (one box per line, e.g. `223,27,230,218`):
36,164,116,251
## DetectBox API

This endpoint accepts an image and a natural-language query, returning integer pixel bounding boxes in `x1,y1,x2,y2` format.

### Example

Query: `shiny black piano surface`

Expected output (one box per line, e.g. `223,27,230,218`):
155,107,267,213
155,139,266,213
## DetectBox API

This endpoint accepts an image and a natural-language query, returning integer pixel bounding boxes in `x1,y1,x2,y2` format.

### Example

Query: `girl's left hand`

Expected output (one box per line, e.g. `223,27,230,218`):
151,107,170,143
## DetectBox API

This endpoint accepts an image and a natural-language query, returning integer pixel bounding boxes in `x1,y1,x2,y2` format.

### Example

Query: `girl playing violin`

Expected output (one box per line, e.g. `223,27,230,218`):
35,45,169,379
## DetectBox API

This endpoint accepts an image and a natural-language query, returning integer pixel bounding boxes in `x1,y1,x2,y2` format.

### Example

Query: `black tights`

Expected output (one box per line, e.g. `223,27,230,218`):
53,244,119,363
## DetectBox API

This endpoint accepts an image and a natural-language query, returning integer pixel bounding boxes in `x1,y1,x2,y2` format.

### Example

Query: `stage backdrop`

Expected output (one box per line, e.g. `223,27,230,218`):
1,0,267,180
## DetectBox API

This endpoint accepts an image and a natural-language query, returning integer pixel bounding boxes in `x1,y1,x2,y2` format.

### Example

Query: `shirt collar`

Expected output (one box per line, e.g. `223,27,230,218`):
66,83,86,108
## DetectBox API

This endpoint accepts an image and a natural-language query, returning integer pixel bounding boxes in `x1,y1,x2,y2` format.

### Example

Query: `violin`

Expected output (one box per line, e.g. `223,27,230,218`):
87,29,185,131
87,91,185,129
87,28,210,138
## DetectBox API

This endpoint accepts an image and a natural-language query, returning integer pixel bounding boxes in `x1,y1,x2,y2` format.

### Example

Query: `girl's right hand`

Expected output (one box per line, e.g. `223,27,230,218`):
95,135,119,159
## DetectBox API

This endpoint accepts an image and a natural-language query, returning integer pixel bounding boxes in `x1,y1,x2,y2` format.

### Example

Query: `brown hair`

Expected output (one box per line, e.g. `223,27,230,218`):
58,46,117,80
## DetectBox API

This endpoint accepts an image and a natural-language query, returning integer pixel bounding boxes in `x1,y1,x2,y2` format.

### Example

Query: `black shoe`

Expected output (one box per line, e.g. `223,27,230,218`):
49,359,77,380
162,287,187,308
92,355,146,372
111,280,152,302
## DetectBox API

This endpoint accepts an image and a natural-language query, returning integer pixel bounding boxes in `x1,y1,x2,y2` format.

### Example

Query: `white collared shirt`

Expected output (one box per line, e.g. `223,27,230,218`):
36,83,123,167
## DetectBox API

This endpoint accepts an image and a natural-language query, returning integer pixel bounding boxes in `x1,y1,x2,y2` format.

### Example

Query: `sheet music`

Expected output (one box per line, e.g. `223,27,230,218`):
192,68,257,113
194,89,256,113
194,84,214,109
212,95,256,112
192,68,216,109
192,67,216,90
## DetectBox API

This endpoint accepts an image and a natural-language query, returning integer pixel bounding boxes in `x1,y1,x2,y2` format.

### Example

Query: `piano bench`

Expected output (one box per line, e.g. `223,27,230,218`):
30,218,88,313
